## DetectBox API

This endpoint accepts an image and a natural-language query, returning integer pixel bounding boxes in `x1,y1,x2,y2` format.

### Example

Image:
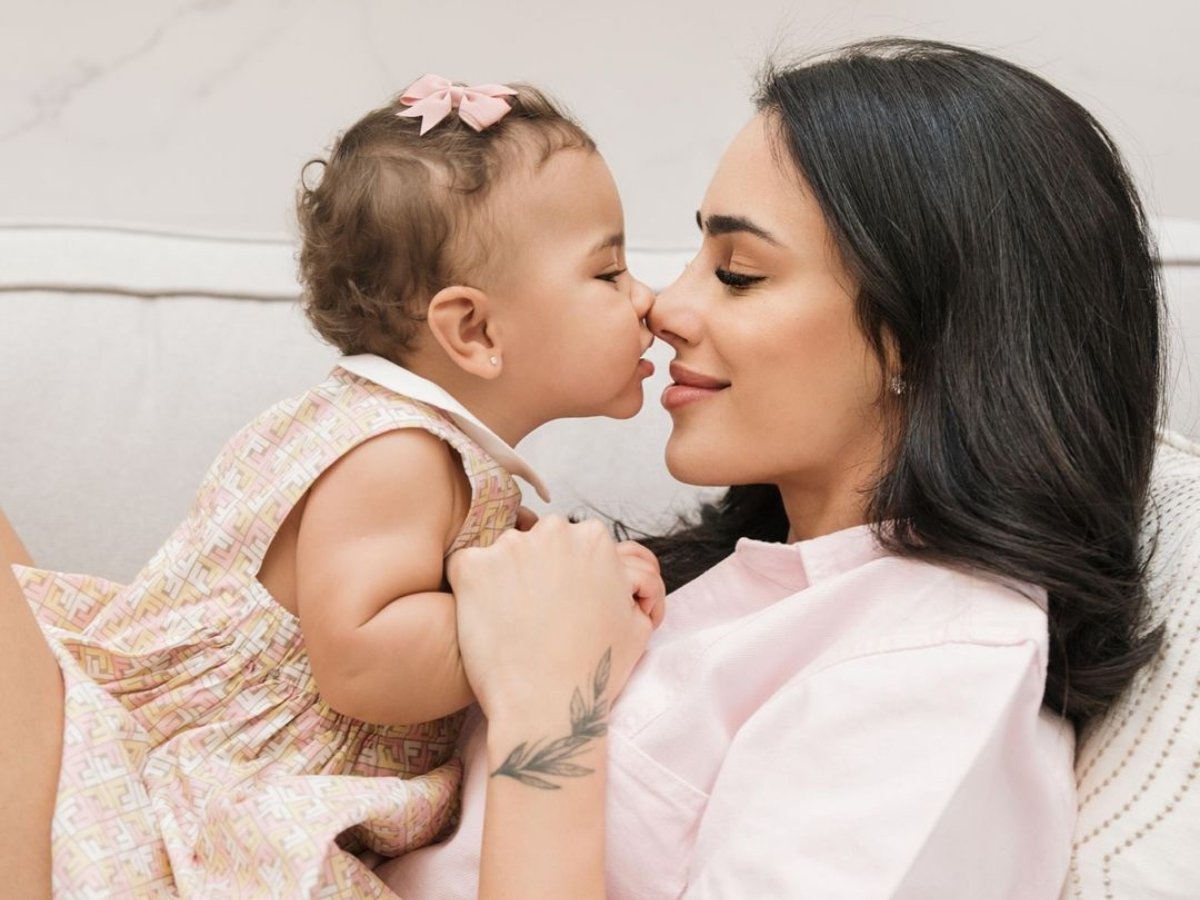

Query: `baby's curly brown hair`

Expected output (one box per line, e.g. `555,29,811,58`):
297,83,596,361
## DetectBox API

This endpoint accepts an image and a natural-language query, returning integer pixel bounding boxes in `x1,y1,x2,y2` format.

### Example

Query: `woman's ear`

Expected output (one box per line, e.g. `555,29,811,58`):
880,331,904,391
425,285,503,379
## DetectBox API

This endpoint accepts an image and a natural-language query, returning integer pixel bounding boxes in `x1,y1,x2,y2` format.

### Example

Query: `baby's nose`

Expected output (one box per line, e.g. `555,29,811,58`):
631,277,654,317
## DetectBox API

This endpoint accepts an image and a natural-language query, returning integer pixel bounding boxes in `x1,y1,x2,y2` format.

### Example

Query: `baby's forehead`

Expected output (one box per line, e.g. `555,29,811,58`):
490,149,622,242
466,150,623,285
497,142,606,192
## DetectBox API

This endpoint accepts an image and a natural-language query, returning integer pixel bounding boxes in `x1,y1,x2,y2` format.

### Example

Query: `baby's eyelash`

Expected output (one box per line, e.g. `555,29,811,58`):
715,267,766,289
598,268,627,283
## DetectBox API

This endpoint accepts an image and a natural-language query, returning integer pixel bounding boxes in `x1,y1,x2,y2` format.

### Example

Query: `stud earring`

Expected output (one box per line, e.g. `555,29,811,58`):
889,375,907,396
489,356,499,367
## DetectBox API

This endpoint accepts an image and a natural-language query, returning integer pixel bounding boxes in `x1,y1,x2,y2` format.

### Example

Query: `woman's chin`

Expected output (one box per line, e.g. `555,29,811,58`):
664,437,731,487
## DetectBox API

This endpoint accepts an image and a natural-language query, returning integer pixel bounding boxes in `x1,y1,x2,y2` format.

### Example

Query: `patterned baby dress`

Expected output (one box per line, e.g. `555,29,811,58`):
16,354,549,899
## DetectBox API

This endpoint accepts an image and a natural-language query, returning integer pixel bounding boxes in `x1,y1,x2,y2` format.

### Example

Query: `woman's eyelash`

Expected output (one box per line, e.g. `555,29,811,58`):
598,268,627,283
714,267,766,289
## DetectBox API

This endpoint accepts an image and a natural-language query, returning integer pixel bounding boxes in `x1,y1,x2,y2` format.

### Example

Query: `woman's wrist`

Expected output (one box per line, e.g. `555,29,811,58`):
479,731,609,900
484,647,616,790
486,719,609,788
479,695,610,900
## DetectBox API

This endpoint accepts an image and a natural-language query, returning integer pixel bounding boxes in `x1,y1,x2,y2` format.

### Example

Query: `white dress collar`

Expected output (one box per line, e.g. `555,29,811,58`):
336,354,551,502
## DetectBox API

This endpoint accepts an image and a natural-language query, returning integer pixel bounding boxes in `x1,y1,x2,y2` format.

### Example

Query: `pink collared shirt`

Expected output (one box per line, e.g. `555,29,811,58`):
378,524,1076,899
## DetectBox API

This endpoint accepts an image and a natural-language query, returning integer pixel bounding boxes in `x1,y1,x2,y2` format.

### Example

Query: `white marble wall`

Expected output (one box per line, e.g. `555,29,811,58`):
1,0,1198,245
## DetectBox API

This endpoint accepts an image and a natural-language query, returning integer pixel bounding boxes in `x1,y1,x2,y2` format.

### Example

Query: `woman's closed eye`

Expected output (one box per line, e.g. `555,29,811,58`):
715,266,766,290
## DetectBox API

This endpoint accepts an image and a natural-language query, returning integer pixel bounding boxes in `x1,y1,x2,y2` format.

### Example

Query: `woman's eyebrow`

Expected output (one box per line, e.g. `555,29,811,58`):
589,232,625,254
695,211,782,247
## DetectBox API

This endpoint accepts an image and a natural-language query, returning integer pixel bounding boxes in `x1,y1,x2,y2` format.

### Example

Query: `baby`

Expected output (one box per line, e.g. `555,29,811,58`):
17,75,662,897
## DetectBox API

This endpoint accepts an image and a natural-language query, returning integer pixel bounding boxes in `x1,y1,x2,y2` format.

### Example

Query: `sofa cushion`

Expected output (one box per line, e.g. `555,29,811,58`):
1063,430,1200,898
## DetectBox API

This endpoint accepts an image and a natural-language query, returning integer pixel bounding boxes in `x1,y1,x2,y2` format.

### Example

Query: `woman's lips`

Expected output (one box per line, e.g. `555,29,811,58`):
661,362,730,410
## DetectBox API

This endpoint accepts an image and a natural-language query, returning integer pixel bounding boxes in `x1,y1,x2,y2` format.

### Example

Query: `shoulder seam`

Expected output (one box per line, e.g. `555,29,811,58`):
803,632,1043,683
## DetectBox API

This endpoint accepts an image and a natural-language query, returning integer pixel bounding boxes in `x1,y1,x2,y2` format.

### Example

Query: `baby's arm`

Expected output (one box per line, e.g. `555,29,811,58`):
294,428,474,726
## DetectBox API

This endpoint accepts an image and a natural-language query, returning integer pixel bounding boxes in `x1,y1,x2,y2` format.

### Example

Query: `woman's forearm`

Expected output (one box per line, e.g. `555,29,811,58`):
448,519,655,898
477,650,614,900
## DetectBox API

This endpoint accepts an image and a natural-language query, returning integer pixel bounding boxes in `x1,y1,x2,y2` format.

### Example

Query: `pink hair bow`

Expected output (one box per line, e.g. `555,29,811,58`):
397,74,517,135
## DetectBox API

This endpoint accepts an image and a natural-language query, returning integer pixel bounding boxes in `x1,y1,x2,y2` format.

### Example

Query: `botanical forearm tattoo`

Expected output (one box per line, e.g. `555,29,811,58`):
491,648,612,790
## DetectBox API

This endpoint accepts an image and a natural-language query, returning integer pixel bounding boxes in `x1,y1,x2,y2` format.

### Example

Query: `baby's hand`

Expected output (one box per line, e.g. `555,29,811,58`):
616,541,666,629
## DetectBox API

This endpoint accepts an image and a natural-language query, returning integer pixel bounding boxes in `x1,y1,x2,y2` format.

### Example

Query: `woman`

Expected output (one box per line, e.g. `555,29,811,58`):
378,38,1163,898
3,38,1162,899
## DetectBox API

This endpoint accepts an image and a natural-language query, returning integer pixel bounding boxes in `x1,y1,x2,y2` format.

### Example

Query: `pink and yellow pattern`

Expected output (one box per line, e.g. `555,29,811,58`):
18,367,521,898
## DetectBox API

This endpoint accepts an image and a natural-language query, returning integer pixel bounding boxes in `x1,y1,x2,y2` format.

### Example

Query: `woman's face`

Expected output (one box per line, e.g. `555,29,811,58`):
650,114,890,530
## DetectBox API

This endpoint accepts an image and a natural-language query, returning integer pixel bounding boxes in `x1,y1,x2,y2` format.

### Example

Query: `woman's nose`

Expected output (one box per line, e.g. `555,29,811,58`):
647,271,695,347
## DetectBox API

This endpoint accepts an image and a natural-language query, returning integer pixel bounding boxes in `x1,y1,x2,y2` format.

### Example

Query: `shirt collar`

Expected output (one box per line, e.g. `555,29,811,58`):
336,354,551,502
734,522,889,589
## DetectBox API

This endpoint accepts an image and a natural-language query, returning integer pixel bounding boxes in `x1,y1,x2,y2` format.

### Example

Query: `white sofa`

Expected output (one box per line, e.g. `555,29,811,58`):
0,223,713,580
1,220,1197,579
1,220,1198,897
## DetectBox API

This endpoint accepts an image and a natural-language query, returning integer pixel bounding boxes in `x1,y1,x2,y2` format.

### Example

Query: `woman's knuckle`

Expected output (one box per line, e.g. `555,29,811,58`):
539,514,568,532
580,519,610,542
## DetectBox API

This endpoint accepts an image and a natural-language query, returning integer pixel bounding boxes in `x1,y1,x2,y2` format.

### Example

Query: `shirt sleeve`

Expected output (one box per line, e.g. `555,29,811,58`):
681,639,1074,900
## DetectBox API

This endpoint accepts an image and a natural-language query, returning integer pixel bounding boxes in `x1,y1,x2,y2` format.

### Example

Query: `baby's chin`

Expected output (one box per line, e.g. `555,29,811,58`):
603,385,646,420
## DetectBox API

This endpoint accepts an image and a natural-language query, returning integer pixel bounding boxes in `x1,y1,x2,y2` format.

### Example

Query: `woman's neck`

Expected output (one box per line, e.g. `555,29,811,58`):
781,495,868,543
777,453,882,543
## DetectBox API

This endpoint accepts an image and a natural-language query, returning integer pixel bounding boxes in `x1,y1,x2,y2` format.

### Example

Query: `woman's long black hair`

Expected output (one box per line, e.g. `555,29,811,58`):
641,38,1165,733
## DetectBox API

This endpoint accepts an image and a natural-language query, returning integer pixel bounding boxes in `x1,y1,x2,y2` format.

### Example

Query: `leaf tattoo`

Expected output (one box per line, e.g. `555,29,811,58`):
594,649,610,699
492,648,613,790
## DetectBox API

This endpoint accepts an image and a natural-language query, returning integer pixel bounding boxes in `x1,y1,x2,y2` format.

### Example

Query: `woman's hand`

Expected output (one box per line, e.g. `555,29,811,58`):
448,516,655,899
512,508,665,626
448,515,654,729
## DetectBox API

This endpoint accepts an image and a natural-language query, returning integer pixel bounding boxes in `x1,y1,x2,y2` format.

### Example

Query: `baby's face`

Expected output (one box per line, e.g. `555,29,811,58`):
482,149,654,423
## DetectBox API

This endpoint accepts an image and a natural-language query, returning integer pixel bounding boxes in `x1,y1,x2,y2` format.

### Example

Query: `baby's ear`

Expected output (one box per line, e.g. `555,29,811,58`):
424,285,502,379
